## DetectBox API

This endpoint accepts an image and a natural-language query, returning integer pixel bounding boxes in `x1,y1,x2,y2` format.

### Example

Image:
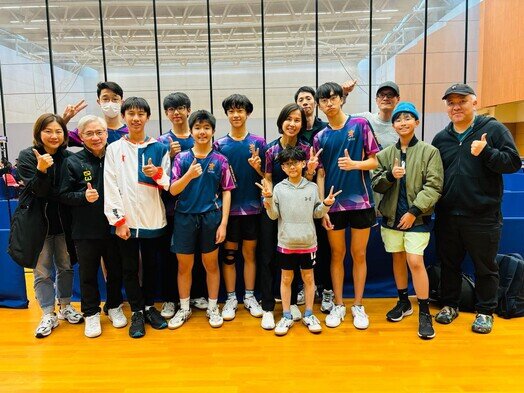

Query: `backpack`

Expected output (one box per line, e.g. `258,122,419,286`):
495,253,524,318
427,264,476,312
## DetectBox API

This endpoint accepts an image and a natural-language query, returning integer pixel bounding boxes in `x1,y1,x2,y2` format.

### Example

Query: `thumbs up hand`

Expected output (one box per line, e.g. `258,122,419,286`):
85,182,99,203
168,136,181,158
471,133,488,156
33,148,54,172
392,157,406,179
338,149,358,171
142,156,159,178
187,158,202,179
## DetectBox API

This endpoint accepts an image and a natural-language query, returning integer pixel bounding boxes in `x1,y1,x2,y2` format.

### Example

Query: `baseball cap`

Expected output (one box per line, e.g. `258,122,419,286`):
442,83,476,100
391,102,419,123
377,81,400,96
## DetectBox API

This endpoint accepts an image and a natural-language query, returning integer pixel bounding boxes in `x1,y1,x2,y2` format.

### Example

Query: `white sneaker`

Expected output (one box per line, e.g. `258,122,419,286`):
325,304,346,328
58,304,84,324
85,313,102,338
302,314,322,334
290,304,302,321
261,311,276,330
274,317,294,336
222,297,238,321
297,288,305,305
244,296,263,317
107,304,128,328
35,313,59,338
320,289,334,313
351,305,370,330
207,307,224,328
161,302,176,318
190,297,209,310
168,308,192,329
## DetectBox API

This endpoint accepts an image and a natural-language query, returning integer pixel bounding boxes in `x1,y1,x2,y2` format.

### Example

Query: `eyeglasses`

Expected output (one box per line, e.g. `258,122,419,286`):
318,95,340,105
82,130,106,139
281,161,302,168
377,92,397,99
167,106,187,113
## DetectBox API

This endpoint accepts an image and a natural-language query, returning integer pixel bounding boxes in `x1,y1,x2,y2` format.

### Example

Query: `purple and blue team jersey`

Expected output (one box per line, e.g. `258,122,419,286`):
214,133,266,216
171,149,236,214
263,139,311,186
313,115,380,212
69,124,128,147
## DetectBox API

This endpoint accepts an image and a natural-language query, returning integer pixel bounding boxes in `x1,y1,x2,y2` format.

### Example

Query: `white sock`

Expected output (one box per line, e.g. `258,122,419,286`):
180,297,190,311
208,298,218,310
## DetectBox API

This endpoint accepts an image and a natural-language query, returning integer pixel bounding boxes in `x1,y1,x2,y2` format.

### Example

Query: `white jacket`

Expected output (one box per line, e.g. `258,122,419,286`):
104,135,170,238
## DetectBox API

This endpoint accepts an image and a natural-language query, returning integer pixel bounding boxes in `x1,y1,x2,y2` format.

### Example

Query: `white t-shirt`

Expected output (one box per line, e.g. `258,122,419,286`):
353,112,397,148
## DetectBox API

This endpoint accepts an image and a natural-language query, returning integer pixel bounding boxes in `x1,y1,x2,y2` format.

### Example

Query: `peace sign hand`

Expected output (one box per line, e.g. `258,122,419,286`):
338,149,358,171
323,186,342,206
307,147,323,174
248,147,262,171
62,99,88,124
255,178,272,198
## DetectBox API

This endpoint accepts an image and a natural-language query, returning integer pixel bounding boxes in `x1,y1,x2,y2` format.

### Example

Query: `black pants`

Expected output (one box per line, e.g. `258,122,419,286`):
435,212,501,315
314,218,332,292
117,236,159,312
75,237,123,317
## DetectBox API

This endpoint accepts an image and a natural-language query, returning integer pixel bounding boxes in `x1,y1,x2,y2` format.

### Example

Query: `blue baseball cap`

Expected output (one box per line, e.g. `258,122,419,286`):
391,102,419,123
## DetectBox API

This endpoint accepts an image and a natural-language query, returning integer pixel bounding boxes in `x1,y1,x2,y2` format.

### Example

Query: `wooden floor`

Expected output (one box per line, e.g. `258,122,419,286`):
1,274,523,392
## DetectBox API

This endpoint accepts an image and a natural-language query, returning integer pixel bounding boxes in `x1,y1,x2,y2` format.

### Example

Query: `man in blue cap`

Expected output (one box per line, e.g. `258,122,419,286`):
432,84,521,334
372,102,443,339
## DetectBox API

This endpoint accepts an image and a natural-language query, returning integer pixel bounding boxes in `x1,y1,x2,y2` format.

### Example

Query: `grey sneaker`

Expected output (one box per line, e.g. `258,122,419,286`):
160,302,176,318
320,290,334,314
35,313,59,338
58,304,84,324
435,306,459,325
190,297,208,310
472,313,493,334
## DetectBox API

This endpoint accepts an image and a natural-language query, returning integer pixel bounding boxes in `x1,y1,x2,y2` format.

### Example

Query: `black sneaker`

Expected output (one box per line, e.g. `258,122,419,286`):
386,300,413,322
418,312,435,340
145,307,168,329
129,311,146,338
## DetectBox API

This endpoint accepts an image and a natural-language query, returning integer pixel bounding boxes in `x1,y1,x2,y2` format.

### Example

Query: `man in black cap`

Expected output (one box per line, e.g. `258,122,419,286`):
432,83,521,334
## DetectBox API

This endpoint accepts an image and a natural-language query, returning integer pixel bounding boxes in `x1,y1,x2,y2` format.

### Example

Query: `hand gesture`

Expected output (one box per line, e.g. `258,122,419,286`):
248,147,262,171
33,148,54,172
215,223,227,244
61,100,88,124
307,147,323,174
342,80,357,96
142,157,159,177
322,213,334,231
116,223,131,240
187,158,202,179
168,136,181,158
397,212,416,230
471,133,488,157
255,178,273,198
85,182,99,203
338,149,358,171
392,158,406,179
323,186,342,206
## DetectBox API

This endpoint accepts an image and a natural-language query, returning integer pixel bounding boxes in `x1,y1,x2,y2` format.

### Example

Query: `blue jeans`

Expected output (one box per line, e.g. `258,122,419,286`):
33,234,73,314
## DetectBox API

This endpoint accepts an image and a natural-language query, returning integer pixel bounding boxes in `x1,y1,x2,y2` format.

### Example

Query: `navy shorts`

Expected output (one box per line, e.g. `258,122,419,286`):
226,214,260,242
277,251,316,271
330,208,376,230
171,210,222,254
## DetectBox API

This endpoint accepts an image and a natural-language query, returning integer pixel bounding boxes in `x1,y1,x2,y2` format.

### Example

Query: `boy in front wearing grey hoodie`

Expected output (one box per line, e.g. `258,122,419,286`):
257,146,341,336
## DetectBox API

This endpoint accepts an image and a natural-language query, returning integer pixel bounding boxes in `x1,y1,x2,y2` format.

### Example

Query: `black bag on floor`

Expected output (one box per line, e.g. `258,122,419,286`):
495,253,524,319
427,264,476,312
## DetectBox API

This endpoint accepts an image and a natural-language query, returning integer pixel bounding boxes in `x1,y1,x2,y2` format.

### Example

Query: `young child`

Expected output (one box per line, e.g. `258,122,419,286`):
313,82,380,330
258,146,340,336
157,92,209,318
104,97,171,338
213,94,265,321
372,102,443,339
168,110,235,329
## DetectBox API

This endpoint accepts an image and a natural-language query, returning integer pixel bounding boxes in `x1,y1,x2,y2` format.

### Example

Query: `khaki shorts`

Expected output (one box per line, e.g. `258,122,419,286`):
380,226,430,256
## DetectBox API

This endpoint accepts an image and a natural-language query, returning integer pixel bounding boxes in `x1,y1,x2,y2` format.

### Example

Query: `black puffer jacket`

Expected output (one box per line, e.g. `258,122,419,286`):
8,146,76,268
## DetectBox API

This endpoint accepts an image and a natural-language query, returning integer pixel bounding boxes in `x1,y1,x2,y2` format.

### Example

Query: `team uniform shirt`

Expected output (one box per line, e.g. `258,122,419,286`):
263,138,311,186
214,133,266,215
69,124,128,147
313,115,380,212
171,149,236,214
104,135,170,238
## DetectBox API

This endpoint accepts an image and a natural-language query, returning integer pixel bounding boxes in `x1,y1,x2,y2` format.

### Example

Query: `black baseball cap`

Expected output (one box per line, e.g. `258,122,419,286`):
442,83,476,100
377,81,400,96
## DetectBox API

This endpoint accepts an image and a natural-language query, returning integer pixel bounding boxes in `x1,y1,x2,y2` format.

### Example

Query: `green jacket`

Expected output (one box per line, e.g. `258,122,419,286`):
372,137,444,228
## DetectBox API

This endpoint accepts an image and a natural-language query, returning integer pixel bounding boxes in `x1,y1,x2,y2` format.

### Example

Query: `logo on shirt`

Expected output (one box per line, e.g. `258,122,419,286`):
347,130,355,141
208,162,216,173
83,170,92,182
305,197,312,201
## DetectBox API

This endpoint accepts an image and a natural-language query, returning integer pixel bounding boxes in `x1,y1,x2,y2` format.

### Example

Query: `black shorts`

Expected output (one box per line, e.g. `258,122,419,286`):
171,210,222,254
226,214,260,242
330,208,376,230
277,251,316,271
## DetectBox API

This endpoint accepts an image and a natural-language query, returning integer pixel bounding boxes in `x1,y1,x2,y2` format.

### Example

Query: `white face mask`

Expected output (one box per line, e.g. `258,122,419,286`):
100,102,121,119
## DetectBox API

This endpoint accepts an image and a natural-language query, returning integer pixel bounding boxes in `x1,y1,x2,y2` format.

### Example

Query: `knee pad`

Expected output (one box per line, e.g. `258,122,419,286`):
222,248,237,265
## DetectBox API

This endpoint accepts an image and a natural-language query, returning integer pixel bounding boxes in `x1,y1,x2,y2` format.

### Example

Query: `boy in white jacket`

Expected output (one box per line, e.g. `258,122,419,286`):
104,97,171,338
258,146,340,336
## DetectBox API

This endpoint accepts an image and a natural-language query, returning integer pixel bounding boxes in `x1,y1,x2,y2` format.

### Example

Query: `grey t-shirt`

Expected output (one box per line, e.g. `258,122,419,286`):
353,112,397,148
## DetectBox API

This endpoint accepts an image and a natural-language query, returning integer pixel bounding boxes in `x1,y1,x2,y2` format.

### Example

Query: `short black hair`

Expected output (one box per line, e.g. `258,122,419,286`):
188,110,216,130
294,86,316,103
96,81,124,99
276,146,307,164
120,97,151,117
276,103,306,135
163,92,191,110
222,94,254,115
315,82,343,103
